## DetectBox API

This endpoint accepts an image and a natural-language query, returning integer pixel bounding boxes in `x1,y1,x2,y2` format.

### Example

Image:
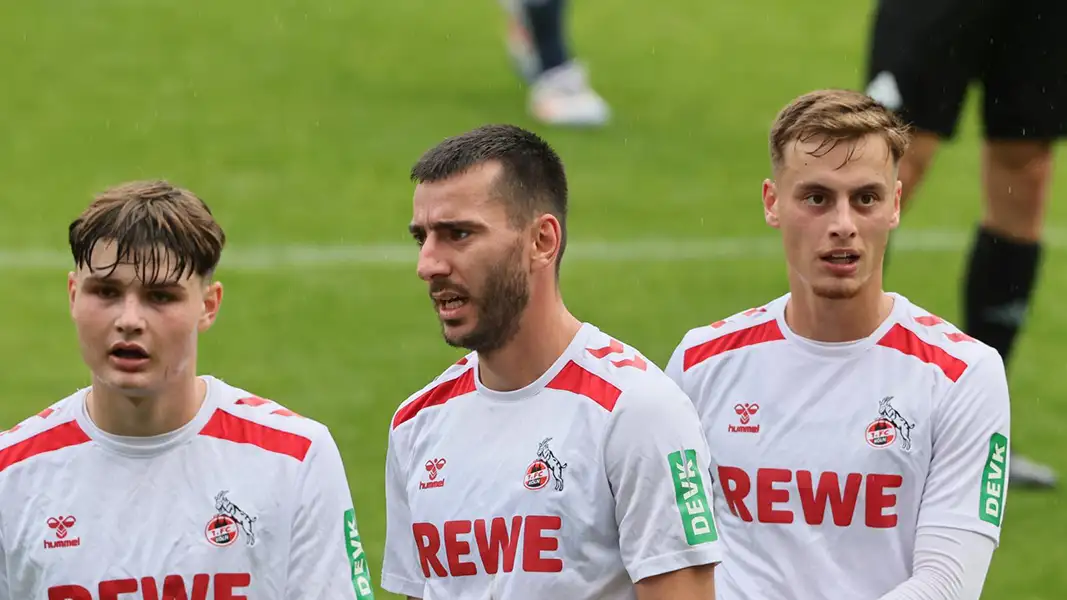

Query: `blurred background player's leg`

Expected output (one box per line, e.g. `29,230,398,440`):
864,0,977,272
961,0,1067,489
499,0,611,127
867,0,1061,488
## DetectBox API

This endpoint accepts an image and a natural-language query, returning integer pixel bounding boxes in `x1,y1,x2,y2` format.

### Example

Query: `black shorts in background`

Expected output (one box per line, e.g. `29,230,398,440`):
865,0,1067,140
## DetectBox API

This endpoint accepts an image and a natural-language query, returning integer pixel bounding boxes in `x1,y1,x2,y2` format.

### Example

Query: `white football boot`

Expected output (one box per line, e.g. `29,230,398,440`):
528,61,611,127
499,0,611,127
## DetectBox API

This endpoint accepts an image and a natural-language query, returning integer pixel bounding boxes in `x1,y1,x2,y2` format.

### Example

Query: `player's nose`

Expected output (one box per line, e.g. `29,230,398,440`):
416,238,452,281
828,199,859,239
114,294,147,333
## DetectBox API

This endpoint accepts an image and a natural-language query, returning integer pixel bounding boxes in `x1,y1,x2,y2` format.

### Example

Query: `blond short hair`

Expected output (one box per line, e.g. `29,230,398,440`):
769,89,911,172
68,180,226,283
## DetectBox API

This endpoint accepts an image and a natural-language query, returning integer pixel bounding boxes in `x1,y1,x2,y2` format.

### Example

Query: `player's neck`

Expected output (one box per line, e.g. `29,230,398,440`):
86,374,207,437
785,281,894,343
477,294,582,392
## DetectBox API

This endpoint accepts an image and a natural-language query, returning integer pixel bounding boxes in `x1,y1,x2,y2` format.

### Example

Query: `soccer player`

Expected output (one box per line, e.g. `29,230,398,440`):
667,90,1009,599
498,0,611,127
380,124,722,599
0,181,374,599
864,0,1064,488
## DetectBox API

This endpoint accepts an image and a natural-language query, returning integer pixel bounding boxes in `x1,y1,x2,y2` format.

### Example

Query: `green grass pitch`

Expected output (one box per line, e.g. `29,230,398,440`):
2,1,1065,597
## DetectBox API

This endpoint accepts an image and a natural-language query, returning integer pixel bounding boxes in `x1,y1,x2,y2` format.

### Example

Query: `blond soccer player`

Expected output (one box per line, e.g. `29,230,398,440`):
667,90,1010,600
0,181,374,599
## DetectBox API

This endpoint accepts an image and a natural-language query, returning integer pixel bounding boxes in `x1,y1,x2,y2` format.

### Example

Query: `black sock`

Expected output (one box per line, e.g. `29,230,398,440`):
963,226,1042,365
522,0,569,73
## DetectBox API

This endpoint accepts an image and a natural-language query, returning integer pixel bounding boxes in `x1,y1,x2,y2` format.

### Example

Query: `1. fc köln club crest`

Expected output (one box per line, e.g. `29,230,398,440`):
524,437,567,491
865,396,917,452
205,490,258,548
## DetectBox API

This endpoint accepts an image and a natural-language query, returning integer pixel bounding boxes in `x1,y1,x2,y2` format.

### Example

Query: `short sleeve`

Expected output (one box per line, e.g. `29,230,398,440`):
664,340,686,389
917,351,1011,545
603,379,725,583
286,431,376,599
380,428,425,598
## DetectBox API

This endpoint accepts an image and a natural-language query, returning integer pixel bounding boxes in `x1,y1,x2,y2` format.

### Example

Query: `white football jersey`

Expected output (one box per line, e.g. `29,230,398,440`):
380,322,724,600
666,293,1011,600
0,375,374,600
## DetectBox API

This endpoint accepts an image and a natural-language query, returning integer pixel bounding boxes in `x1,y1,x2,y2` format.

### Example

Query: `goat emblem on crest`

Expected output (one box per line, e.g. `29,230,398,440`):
212,490,257,547
524,437,568,492
878,396,917,452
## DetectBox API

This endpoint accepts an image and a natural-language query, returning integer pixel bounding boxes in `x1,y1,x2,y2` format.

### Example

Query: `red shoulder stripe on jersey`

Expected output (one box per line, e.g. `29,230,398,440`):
683,320,785,371
199,409,312,461
876,324,968,382
392,368,476,430
546,360,621,412
0,420,91,474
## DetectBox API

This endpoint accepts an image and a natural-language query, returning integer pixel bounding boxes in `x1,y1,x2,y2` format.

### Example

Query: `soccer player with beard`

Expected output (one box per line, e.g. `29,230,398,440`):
0,181,373,599
666,90,1010,600
380,124,723,600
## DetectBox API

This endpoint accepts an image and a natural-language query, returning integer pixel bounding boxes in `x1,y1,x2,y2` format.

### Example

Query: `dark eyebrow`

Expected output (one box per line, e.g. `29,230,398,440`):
849,183,888,196
143,282,186,291
796,182,832,195
408,220,485,235
82,274,118,285
796,182,887,195
83,274,184,289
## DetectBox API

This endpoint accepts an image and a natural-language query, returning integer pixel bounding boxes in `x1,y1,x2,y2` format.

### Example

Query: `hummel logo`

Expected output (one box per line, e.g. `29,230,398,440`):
728,403,760,434
421,458,447,489
44,515,81,550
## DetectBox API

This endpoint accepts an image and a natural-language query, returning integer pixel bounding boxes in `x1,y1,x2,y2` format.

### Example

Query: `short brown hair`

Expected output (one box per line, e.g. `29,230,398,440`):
769,89,911,172
411,124,569,275
69,180,226,284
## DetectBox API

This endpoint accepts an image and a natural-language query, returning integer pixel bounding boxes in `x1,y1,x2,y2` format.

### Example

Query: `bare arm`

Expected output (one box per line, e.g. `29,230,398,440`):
636,563,716,600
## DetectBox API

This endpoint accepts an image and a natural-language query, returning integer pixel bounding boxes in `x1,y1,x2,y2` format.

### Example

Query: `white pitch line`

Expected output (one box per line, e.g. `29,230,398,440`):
1,228,1065,271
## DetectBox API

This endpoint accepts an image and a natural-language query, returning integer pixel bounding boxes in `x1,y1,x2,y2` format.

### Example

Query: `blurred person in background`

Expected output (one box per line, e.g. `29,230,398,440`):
668,90,1008,600
499,0,611,127
0,181,372,599
381,124,721,600
865,0,1065,488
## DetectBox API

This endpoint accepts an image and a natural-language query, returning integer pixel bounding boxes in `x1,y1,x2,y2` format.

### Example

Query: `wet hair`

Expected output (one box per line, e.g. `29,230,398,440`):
769,88,911,172
68,180,226,284
411,124,569,274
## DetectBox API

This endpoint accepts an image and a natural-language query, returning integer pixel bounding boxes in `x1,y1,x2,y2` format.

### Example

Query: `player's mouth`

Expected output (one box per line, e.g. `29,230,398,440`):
108,342,150,371
432,292,470,320
820,249,860,275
